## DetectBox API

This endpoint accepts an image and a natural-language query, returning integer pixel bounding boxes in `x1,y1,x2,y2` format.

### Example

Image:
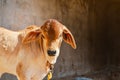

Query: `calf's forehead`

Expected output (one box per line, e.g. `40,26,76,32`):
41,20,63,39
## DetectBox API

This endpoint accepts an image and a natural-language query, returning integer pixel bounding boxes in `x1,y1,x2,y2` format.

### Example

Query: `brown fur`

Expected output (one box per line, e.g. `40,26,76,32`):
0,19,76,80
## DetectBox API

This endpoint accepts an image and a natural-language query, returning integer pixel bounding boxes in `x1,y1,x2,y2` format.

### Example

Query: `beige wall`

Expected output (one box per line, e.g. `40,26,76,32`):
0,0,120,80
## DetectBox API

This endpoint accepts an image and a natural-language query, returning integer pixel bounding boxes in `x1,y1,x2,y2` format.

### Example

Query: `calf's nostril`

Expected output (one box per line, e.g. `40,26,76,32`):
47,50,56,56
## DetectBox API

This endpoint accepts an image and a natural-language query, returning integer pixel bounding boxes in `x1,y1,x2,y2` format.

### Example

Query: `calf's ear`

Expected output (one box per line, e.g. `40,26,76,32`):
63,26,76,49
22,28,41,44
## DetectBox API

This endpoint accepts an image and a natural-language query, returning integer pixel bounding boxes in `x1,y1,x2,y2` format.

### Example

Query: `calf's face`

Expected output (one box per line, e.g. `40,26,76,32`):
22,19,76,64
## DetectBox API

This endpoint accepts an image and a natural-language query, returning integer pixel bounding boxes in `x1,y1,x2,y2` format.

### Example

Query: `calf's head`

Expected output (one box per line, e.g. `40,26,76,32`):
23,19,76,64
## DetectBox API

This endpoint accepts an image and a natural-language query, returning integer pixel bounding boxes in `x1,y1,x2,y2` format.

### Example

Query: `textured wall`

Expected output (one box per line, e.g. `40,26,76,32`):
0,0,58,30
0,0,120,80
87,0,120,80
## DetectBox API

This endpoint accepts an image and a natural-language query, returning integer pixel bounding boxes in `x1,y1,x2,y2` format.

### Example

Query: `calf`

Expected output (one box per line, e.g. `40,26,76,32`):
0,19,76,80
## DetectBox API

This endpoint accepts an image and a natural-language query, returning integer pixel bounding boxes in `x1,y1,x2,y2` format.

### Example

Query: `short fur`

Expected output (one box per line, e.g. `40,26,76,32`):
0,19,76,80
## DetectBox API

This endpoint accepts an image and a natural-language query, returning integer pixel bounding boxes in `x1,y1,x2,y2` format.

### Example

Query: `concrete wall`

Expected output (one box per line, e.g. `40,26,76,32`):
0,0,120,80
87,0,120,80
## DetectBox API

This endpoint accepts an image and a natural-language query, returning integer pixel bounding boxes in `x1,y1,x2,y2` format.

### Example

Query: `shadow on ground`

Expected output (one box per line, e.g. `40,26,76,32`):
0,73,17,80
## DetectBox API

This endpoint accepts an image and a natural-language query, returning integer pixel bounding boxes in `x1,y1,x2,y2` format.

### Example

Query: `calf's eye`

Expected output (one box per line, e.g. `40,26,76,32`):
41,35,45,39
59,34,62,38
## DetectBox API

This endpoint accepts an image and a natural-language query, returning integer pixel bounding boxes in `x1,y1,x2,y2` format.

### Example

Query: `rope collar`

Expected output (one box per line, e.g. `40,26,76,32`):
46,61,54,80
46,61,54,71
